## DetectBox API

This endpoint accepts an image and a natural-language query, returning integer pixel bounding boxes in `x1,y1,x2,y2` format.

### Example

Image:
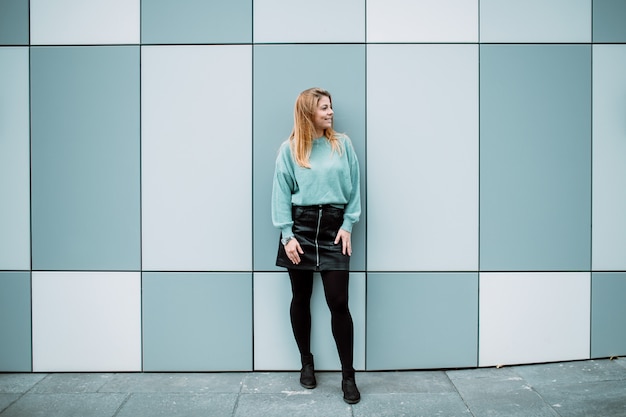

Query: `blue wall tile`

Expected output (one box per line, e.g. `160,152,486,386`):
30,46,140,271
0,272,31,371
480,0,591,43
143,272,252,371
141,0,251,44
0,47,30,270
592,45,626,270
0,0,29,45
367,273,478,370
253,44,366,272
593,0,626,42
480,45,591,271
592,273,626,358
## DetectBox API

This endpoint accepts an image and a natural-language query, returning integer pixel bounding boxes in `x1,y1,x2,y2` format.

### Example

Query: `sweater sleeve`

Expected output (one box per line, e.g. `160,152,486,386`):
340,136,361,232
271,142,296,238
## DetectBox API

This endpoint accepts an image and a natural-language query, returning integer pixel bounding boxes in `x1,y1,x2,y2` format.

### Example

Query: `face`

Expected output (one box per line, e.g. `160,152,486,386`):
312,96,333,135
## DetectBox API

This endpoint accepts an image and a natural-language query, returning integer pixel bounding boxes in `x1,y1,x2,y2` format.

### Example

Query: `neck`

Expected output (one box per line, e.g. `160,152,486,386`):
315,130,325,139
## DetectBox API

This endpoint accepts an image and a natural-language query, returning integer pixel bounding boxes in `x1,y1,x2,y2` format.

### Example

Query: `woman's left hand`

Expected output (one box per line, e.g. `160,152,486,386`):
334,229,352,256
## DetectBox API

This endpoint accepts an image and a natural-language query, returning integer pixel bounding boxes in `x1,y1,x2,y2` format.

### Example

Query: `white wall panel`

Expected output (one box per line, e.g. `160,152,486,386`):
30,0,140,44
592,45,626,270
0,47,30,270
367,0,478,42
142,46,252,271
479,272,590,367
480,0,591,43
32,272,141,372
253,0,364,43
367,44,478,271
253,272,365,371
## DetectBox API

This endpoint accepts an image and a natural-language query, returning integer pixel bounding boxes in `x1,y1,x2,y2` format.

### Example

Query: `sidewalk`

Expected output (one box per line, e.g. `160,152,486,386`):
1,359,625,417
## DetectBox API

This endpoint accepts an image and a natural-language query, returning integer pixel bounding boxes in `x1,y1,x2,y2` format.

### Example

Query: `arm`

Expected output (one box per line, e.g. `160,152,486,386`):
271,142,296,238
335,136,361,256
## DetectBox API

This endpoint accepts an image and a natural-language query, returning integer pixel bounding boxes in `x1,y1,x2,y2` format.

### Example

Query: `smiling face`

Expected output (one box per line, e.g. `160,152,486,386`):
312,96,333,137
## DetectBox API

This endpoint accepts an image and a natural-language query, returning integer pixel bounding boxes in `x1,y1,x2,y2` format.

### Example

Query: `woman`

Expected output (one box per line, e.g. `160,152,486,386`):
271,87,361,404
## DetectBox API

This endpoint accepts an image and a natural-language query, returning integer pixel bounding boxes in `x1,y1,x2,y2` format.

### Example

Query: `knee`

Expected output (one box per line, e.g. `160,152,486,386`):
326,295,349,314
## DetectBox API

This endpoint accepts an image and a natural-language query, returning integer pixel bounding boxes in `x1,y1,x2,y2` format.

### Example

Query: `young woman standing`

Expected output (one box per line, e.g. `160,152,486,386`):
271,87,361,404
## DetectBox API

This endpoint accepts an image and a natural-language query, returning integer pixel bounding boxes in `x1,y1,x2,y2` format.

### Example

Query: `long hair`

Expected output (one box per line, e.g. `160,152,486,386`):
289,87,343,168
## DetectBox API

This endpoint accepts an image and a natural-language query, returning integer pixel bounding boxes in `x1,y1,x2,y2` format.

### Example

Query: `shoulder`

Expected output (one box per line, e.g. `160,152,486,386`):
336,134,356,152
276,139,294,165
277,139,292,155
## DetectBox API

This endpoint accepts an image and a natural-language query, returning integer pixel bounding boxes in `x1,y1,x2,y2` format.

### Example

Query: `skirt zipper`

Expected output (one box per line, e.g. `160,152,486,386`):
315,205,323,269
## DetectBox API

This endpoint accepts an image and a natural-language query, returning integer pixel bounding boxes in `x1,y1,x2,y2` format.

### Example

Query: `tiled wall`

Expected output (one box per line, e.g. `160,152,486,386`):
1,0,625,372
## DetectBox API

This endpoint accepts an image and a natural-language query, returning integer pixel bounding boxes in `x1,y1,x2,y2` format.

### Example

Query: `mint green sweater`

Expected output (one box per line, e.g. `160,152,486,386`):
272,135,361,239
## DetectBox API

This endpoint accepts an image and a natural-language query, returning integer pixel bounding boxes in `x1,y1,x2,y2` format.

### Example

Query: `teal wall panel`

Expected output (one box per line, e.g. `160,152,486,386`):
480,0,591,42
30,47,140,271
592,273,626,358
0,0,29,45
253,44,366,271
367,273,478,370
593,0,626,42
480,45,591,271
143,272,252,371
141,0,251,44
0,47,30,270
0,272,31,372
592,45,626,270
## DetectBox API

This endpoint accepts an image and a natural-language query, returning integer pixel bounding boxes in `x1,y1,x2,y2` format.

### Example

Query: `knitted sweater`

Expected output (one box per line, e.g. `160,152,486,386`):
271,134,361,239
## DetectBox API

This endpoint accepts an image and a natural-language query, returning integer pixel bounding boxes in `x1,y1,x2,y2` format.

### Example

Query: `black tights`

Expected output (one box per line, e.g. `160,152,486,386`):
288,269,354,376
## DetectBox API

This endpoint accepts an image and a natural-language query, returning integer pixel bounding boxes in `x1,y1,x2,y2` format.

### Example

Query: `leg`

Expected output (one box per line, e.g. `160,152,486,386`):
288,269,314,356
320,270,360,404
288,269,317,389
320,270,354,376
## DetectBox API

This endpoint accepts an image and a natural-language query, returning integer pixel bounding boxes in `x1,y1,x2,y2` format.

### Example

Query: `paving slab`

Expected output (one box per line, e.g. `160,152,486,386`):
99,372,245,394
234,392,352,417
529,379,626,417
513,359,626,387
30,373,113,393
353,392,471,417
0,394,20,413
447,367,559,417
0,393,127,417
116,393,238,417
357,371,455,394
242,372,342,395
0,374,46,393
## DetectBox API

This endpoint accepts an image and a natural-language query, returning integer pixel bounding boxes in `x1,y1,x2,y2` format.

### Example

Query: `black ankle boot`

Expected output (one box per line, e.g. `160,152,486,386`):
342,373,360,404
300,354,316,389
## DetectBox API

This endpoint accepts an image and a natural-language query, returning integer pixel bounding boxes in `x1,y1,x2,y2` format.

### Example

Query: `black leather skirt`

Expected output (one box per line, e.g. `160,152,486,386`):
276,205,350,271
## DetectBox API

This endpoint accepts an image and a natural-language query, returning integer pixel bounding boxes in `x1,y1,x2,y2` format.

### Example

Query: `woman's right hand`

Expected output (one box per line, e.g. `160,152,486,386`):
285,239,304,265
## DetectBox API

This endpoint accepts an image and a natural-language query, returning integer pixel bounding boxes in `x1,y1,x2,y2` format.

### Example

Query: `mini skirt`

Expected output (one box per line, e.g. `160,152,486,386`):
276,205,350,271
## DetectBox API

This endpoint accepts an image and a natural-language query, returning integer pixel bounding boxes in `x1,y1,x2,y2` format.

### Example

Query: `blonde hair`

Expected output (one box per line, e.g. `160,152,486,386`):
289,87,343,168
